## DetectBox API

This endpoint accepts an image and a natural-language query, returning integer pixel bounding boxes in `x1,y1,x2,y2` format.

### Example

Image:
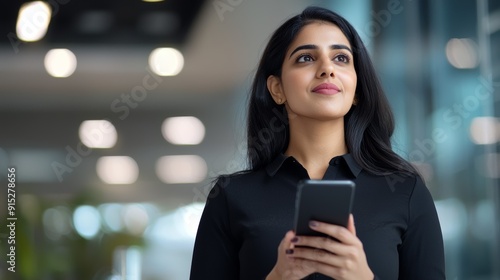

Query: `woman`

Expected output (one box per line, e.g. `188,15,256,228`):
190,6,445,280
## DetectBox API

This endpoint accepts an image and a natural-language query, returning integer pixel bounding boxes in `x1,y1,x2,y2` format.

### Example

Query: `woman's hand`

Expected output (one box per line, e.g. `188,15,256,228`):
266,215,374,280
266,230,312,280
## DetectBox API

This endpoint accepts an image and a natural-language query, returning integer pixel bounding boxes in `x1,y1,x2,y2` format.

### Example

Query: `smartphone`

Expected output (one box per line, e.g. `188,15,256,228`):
294,180,355,237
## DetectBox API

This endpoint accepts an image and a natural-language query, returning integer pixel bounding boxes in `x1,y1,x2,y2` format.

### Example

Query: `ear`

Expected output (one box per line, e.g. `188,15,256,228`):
267,75,286,105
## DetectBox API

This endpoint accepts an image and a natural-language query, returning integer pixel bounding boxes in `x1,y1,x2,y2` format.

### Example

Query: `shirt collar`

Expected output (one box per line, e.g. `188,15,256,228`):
265,153,362,178
339,153,363,177
265,153,289,176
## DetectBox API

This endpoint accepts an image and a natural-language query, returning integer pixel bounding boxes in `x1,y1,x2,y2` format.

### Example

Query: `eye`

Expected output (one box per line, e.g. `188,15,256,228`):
334,53,351,63
296,54,314,63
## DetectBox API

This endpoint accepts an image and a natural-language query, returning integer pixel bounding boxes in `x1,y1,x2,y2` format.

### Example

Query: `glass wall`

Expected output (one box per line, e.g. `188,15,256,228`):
356,0,500,278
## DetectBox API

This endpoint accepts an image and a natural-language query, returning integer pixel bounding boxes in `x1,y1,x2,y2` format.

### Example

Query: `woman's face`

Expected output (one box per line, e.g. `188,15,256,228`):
268,21,357,121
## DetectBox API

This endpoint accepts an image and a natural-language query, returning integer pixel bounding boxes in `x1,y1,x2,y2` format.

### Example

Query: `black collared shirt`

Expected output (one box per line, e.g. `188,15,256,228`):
190,154,445,279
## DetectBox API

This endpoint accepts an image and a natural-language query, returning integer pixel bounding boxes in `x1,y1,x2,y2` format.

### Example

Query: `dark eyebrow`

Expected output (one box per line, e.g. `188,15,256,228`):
289,44,353,58
331,44,353,55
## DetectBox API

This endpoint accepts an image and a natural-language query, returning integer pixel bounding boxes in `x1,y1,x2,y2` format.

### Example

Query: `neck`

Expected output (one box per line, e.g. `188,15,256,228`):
285,117,347,179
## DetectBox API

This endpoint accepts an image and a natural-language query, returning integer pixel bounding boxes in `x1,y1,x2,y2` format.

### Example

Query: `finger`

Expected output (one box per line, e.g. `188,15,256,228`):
347,214,356,236
288,255,343,278
291,235,353,256
282,230,296,254
291,246,345,267
309,221,359,246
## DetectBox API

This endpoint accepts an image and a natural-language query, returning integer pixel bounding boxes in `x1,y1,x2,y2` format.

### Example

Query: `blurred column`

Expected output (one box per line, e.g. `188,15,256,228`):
370,0,498,278
477,0,500,278
112,246,142,280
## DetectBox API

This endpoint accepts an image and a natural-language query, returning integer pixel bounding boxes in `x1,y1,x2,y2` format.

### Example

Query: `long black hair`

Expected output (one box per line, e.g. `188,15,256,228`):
246,6,417,176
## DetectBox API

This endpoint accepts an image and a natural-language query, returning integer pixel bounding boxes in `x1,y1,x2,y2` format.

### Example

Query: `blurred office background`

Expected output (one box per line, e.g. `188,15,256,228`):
0,0,498,279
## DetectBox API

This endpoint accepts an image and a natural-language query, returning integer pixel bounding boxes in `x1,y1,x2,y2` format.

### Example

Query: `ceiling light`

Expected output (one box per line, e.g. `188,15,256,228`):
16,1,51,42
96,156,139,184
156,155,207,184
161,116,205,145
79,120,117,148
149,48,184,76
469,117,499,145
445,38,479,69
44,48,77,78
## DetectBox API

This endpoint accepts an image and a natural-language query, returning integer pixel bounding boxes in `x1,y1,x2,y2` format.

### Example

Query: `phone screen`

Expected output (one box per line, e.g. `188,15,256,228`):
294,180,355,237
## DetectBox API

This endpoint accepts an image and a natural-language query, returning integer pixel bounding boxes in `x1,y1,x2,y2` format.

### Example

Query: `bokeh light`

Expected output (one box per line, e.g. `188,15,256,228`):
96,156,139,184
16,1,51,42
79,120,118,148
44,48,77,78
148,47,184,76
161,116,205,145
156,155,207,184
73,205,101,239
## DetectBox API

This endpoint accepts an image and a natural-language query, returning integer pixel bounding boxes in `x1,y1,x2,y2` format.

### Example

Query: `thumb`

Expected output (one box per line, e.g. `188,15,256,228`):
281,230,296,252
347,214,356,235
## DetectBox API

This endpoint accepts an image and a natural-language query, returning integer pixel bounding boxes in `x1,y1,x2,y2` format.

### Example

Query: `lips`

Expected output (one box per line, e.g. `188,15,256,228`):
312,83,340,95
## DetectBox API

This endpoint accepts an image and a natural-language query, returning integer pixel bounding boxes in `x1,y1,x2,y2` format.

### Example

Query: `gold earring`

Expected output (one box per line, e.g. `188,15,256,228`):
278,98,282,104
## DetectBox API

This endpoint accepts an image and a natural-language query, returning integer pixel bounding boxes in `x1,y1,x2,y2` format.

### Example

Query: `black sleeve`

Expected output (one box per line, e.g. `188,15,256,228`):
190,181,239,280
398,176,446,279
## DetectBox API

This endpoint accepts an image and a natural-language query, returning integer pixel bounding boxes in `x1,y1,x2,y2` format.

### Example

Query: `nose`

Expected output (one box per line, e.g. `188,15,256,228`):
316,58,334,78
